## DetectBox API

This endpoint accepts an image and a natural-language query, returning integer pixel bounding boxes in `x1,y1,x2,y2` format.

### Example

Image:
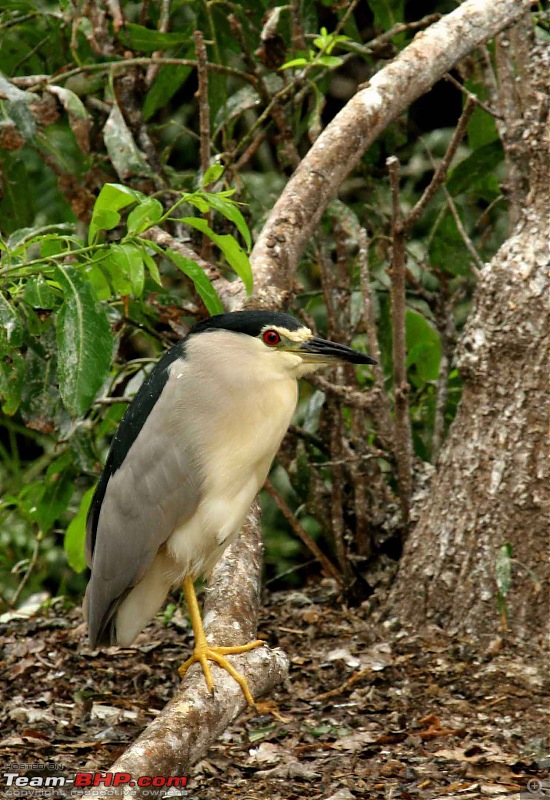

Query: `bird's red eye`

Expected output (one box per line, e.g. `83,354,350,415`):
262,329,281,346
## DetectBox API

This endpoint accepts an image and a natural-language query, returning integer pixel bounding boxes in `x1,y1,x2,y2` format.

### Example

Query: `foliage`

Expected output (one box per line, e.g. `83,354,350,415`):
0,0,511,609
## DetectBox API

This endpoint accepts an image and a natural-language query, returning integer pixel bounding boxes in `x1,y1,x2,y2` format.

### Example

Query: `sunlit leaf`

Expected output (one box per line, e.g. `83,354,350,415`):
405,309,441,384
164,249,224,315
202,163,224,186
198,194,252,250
88,183,143,245
65,486,95,572
126,197,164,234
181,217,253,294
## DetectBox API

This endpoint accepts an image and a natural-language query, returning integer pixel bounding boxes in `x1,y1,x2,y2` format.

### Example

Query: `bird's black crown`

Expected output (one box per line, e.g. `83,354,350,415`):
189,310,304,339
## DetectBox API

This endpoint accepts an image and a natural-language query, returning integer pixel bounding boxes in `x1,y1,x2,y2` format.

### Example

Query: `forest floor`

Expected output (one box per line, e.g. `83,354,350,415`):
1,581,548,800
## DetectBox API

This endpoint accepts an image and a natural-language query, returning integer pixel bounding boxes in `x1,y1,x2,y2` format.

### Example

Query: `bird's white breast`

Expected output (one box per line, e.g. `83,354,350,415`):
165,331,299,578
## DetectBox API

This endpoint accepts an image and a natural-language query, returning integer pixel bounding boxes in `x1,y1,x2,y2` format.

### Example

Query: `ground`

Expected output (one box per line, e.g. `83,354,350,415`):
1,582,548,800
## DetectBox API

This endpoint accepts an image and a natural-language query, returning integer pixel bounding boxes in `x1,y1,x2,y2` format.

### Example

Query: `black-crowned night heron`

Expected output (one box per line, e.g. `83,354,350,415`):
84,310,376,705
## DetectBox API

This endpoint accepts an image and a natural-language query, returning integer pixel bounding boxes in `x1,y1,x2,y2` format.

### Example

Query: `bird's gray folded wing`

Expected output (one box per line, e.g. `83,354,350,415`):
85,359,201,646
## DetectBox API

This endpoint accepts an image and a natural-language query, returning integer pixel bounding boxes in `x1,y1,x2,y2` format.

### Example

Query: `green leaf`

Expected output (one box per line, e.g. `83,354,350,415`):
89,183,142,245
0,73,36,140
46,85,91,153
54,265,114,417
117,22,193,52
126,197,164,234
202,163,224,186
40,235,71,258
91,208,121,233
198,194,251,250
23,277,56,309
405,309,441,384
429,211,471,276
0,351,24,415
368,0,404,31
104,243,144,296
86,258,113,300
65,486,94,572
0,290,23,349
36,453,75,533
103,104,150,183
119,242,145,296
143,64,192,121
164,249,224,315
495,543,513,597
143,250,162,285
181,217,253,294
447,140,503,196
280,57,309,70
20,328,59,433
317,55,343,68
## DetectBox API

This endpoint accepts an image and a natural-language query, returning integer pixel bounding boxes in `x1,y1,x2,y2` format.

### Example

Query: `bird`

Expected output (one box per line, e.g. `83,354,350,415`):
84,310,376,706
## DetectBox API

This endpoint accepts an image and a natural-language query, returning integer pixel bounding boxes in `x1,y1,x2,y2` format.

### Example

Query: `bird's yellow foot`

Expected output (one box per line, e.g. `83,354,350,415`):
178,639,265,707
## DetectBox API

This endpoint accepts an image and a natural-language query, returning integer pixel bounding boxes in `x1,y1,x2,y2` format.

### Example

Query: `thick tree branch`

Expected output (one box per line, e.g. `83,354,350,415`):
233,0,530,311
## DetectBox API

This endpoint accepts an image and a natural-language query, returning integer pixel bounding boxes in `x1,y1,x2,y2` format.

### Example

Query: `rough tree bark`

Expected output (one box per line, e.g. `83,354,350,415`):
86,0,540,792
389,31,549,646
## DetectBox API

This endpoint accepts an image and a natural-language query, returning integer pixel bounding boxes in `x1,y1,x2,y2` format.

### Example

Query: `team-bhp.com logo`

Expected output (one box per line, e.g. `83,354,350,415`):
3,772,188,790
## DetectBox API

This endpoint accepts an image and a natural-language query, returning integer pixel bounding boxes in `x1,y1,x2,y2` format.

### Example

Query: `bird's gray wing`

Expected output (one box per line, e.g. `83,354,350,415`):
85,342,201,646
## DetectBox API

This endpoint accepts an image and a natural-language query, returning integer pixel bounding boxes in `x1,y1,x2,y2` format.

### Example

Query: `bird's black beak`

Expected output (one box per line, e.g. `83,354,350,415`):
298,337,377,366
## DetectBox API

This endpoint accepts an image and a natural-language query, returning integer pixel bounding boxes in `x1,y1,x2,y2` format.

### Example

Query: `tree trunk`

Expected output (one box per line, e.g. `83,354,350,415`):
389,33,549,646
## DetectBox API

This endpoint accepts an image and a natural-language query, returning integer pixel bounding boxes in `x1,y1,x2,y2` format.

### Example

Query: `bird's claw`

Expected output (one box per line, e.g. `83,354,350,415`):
178,640,265,708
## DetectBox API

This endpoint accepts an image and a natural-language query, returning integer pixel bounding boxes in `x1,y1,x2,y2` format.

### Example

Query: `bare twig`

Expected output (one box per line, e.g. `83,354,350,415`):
41,57,257,90
443,186,484,273
264,481,344,586
10,530,43,609
359,227,394,447
329,418,350,578
194,30,214,261
308,375,380,412
387,156,413,524
443,72,503,119
405,98,476,231
145,0,172,87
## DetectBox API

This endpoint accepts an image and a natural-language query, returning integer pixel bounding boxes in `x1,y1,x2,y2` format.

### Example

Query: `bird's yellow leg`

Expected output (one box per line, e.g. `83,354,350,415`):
178,575,264,707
